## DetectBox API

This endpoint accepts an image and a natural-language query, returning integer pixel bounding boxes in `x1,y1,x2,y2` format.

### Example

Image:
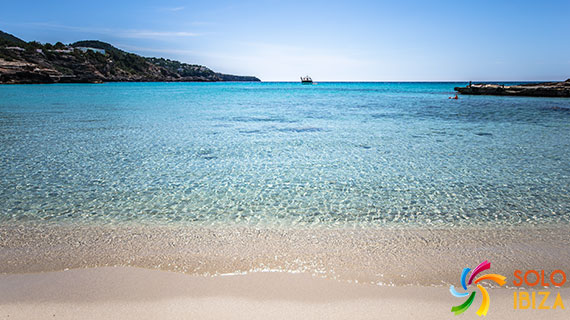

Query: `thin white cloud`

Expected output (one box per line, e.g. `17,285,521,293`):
116,44,198,56
117,31,199,38
25,22,200,39
161,6,185,12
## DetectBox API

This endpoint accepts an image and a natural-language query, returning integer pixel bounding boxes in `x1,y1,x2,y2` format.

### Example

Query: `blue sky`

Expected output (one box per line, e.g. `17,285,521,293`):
1,0,569,81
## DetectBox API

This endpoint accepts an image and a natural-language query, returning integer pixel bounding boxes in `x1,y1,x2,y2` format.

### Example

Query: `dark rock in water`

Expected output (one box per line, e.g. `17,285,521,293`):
455,79,570,97
0,31,261,84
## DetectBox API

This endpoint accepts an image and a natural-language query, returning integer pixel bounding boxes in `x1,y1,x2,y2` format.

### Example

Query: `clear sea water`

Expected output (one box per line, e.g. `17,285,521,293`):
1,82,569,228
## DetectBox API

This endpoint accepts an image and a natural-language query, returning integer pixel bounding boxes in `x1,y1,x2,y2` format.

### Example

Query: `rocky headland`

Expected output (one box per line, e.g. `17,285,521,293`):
0,31,260,84
455,79,570,97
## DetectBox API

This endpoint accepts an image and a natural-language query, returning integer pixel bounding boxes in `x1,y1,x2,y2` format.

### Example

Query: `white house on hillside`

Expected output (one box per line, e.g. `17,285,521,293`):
75,47,106,54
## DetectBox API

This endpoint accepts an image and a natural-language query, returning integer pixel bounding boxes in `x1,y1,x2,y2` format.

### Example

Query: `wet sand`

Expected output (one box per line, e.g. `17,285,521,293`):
1,223,569,286
1,267,568,320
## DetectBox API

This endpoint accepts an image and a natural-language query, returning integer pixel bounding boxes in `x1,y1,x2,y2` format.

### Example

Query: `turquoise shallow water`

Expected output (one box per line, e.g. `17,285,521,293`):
1,82,569,228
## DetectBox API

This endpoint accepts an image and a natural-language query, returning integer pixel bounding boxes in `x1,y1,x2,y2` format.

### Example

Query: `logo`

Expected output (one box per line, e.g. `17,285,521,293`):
449,260,506,316
512,269,566,310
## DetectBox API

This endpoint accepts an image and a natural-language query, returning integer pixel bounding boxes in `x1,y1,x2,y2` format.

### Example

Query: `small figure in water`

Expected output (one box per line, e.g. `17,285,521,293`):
469,81,472,87
449,94,459,100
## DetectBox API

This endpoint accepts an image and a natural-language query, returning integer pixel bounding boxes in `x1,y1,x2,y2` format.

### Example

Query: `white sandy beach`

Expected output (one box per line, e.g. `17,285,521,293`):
1,267,568,320
1,224,569,319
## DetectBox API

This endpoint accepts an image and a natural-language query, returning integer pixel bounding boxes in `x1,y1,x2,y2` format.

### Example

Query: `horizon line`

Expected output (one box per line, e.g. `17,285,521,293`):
256,79,565,83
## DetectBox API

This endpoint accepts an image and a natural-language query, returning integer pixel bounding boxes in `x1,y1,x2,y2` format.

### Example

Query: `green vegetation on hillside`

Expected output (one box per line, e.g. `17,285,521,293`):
0,30,27,46
0,30,260,83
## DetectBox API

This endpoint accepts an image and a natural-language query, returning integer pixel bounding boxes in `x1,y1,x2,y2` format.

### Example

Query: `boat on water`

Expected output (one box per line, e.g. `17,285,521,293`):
300,75,313,84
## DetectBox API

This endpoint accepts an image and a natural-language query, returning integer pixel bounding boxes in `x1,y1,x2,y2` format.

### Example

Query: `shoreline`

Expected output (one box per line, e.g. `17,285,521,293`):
2,222,569,287
1,267,568,319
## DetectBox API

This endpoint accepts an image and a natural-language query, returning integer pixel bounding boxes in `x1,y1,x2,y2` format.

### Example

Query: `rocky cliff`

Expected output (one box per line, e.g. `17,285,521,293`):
455,80,570,97
0,31,260,84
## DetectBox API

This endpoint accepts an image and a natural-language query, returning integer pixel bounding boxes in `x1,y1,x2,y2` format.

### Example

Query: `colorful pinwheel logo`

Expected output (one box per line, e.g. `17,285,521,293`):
449,260,506,316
